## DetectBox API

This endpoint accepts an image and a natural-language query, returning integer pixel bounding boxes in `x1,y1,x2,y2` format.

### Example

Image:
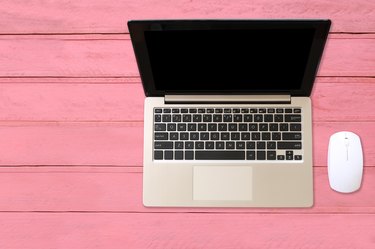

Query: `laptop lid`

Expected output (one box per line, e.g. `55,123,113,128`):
128,20,330,97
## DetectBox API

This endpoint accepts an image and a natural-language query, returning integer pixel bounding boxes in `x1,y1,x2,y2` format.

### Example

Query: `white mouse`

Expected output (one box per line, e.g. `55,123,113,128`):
328,131,363,193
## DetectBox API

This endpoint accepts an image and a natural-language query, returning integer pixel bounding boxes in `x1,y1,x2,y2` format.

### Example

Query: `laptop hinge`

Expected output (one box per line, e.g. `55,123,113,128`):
164,95,291,104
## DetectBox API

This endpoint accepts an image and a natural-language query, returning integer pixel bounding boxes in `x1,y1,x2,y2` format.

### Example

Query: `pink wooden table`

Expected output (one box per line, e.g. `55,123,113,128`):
0,1,374,248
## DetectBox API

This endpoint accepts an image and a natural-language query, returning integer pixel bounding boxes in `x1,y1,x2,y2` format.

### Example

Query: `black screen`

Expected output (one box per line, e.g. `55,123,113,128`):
144,29,315,92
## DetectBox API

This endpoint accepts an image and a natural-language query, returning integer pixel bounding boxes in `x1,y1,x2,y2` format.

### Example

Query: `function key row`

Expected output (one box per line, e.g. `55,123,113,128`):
155,114,302,123
155,108,301,114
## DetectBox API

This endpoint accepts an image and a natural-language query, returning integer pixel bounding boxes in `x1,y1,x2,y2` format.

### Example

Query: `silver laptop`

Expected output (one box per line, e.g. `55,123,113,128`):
128,19,330,207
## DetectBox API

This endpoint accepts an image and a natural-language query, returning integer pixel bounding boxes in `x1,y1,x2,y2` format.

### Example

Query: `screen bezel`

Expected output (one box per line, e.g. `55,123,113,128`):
128,19,330,97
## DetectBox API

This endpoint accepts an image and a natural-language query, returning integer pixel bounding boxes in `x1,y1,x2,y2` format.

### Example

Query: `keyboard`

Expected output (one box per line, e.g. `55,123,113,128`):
153,107,303,161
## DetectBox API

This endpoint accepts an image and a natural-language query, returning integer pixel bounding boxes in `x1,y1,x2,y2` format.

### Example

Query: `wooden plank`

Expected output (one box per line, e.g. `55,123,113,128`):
0,35,374,77
0,83,373,122
0,213,374,249
0,122,373,167
0,0,374,33
1,76,375,84
0,166,374,213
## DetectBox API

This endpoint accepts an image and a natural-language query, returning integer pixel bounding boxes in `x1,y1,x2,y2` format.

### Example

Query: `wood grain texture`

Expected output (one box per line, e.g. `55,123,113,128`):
0,35,375,77
0,82,373,121
1,0,375,33
0,167,374,213
0,213,374,249
0,122,373,167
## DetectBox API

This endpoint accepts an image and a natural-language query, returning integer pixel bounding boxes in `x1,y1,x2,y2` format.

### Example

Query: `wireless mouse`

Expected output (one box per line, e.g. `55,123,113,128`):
328,131,363,193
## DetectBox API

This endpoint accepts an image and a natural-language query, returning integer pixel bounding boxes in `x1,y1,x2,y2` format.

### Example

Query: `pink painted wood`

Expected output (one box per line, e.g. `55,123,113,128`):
0,213,374,249
0,0,374,33
1,1,375,247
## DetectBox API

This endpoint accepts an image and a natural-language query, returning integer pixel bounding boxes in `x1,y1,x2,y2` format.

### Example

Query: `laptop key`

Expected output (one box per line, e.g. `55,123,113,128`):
282,132,302,140
175,142,184,149
200,132,210,140
188,123,196,131
249,124,258,131
167,123,176,131
215,141,225,149
193,114,202,122
280,123,288,131
155,123,166,131
272,132,281,140
208,123,217,131
252,132,260,140
226,142,235,149
218,123,227,131
190,132,199,140
257,151,266,160
195,151,245,160
154,108,162,113
228,123,237,131
254,114,263,122
269,123,278,131
203,114,212,122
181,108,188,113
244,114,253,122
241,132,250,140
267,141,276,149
163,108,171,113
154,151,163,160
221,132,230,140
294,155,303,160
231,132,240,140
239,124,247,131
257,141,265,149
274,114,283,122
164,151,173,160
185,142,194,149
294,108,301,113
154,132,168,140
277,142,302,149
154,114,161,122
162,114,171,122
177,123,186,131
277,155,285,160
185,151,194,160
198,123,207,131
267,151,276,160
223,114,232,122
246,141,255,149
154,142,173,149
285,114,301,122
261,132,271,140
213,115,222,122
247,151,255,160
180,132,189,140
211,132,220,140
264,114,273,122
172,114,181,122
234,114,242,122
172,109,180,113
170,132,179,140
183,114,192,122
290,123,302,131
175,151,183,160
259,124,268,131
236,142,245,149
195,142,204,149
205,142,214,149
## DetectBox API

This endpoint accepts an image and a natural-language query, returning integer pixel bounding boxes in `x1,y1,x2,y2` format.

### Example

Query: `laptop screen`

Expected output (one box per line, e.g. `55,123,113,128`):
128,20,331,96
144,29,315,92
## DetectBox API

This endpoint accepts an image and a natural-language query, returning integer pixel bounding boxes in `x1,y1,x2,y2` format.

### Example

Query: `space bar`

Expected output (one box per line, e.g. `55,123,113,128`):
195,151,245,160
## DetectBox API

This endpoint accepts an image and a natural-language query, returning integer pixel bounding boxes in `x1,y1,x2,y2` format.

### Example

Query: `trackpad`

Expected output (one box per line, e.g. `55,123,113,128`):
193,166,252,201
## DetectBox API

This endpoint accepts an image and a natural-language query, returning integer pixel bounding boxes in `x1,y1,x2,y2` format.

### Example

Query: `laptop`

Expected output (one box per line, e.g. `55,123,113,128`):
128,19,331,207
